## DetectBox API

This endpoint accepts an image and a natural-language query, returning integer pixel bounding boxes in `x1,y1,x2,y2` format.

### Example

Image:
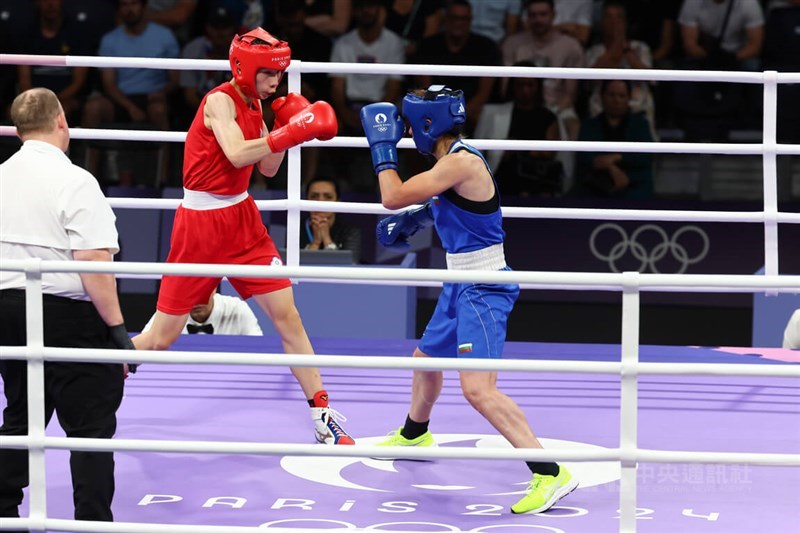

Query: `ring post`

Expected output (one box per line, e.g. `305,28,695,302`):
619,271,641,532
761,70,779,294
24,258,47,533
285,61,303,269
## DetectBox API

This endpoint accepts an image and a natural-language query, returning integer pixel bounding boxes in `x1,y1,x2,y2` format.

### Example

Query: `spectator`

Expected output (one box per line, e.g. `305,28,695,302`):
273,0,333,103
678,0,764,72
304,0,353,37
410,0,501,134
210,0,274,33
0,87,134,528
768,0,799,10
144,290,263,335
672,0,764,140
179,5,238,120
474,64,561,198
552,0,592,47
82,0,179,183
63,0,118,54
145,0,197,44
572,80,654,199
300,177,362,262
82,0,179,131
384,0,445,56
0,35,16,122
784,309,799,349
502,0,584,141
616,0,681,129
17,0,92,124
0,0,35,120
268,0,336,185
330,0,404,192
586,1,655,129
620,0,681,66
763,0,800,143
467,0,521,44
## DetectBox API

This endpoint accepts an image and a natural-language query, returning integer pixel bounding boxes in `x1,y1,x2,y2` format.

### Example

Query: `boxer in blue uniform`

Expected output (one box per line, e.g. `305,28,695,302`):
360,85,578,515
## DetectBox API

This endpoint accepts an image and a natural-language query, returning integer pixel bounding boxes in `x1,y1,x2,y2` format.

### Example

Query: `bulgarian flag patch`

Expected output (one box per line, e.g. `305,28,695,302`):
458,343,473,354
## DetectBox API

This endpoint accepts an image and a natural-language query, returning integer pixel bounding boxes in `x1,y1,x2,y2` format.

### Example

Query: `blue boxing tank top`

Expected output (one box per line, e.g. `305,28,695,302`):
430,139,505,254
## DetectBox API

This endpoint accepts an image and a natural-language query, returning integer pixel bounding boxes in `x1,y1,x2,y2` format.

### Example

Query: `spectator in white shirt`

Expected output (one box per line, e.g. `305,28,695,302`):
553,0,592,46
678,0,764,71
329,0,405,192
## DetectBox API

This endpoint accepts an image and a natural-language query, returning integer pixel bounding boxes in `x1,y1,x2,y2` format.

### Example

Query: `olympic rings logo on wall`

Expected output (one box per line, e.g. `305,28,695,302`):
589,223,710,274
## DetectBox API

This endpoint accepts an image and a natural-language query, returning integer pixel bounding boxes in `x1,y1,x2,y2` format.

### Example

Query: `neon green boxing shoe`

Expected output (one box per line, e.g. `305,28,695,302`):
376,427,436,448
511,466,579,514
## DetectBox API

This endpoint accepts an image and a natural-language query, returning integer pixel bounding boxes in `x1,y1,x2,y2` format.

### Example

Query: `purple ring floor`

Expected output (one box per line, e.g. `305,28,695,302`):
5,337,799,533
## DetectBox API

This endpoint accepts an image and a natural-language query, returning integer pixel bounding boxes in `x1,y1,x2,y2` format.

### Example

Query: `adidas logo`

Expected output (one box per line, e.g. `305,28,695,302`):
458,103,465,114
387,222,396,235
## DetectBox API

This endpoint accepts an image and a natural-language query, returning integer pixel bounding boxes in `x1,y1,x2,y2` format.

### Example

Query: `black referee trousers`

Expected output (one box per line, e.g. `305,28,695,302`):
0,289,124,525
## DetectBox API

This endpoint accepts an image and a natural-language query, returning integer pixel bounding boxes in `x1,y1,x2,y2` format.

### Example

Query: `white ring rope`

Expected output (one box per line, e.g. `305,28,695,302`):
1,53,798,533
3,258,800,292
3,125,800,155
1,435,795,466
4,53,800,82
1,346,798,378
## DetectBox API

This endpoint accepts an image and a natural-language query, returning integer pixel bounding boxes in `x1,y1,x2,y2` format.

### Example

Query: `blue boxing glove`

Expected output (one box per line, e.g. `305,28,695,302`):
360,102,405,174
376,202,434,250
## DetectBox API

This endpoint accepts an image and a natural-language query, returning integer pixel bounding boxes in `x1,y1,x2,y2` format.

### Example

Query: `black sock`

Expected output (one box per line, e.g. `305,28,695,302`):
526,462,560,477
400,414,429,440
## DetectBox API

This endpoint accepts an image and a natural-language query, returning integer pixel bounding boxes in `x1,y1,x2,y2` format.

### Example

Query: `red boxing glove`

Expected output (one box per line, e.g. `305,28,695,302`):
266,101,338,153
271,93,311,129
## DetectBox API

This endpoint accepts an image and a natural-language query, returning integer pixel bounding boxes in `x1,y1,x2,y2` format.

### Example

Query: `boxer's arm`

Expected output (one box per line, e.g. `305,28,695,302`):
378,152,472,210
257,118,285,177
204,91,276,168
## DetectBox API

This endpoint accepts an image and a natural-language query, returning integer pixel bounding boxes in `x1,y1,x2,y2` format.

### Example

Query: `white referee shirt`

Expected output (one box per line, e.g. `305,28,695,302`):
143,294,263,336
0,140,120,300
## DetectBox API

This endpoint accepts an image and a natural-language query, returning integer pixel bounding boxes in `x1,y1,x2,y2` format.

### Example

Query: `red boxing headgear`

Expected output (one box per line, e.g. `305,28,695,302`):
229,28,291,98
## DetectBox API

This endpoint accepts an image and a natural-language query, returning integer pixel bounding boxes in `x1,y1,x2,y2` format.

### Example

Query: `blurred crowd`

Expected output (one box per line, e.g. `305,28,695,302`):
1,0,798,200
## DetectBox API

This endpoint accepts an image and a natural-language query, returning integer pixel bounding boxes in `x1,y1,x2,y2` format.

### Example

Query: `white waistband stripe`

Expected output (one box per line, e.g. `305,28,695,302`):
181,189,249,210
446,243,506,271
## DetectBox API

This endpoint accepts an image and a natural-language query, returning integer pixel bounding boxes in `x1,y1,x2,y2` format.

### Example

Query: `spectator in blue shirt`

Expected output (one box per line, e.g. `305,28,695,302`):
82,0,179,131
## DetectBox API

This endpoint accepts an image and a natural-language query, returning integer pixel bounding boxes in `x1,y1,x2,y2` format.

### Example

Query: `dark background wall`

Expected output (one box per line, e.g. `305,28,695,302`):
114,194,798,347
122,292,752,346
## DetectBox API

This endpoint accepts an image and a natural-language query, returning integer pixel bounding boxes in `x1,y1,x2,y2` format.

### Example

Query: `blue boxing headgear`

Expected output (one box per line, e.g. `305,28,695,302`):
402,85,466,156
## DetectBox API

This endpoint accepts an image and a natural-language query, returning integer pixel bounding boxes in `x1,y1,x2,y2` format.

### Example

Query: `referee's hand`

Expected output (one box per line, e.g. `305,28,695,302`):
109,324,137,378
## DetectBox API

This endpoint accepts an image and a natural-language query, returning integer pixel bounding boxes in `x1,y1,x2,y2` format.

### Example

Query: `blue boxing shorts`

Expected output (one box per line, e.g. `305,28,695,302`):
419,268,520,359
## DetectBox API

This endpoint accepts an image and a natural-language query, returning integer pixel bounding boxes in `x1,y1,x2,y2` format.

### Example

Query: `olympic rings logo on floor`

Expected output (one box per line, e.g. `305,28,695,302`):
280,435,619,494
589,223,710,274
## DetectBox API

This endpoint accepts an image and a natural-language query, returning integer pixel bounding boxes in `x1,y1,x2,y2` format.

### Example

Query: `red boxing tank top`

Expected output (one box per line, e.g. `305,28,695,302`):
182,82,264,195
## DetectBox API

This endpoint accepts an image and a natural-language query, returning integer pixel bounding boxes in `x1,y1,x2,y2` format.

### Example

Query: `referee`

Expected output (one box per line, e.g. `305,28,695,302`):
0,88,135,527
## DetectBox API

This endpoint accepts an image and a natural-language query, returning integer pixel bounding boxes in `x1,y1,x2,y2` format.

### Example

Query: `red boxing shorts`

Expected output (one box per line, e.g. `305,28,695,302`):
157,195,291,315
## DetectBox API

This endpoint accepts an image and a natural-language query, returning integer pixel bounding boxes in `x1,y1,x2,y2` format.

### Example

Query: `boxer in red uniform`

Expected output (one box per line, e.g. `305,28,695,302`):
133,28,354,445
